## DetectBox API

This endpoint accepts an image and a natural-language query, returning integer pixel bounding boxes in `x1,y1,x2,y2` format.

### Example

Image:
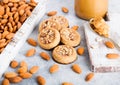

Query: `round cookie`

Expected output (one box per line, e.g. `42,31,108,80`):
49,16,69,29
39,19,61,32
38,28,60,50
52,45,77,64
60,28,81,47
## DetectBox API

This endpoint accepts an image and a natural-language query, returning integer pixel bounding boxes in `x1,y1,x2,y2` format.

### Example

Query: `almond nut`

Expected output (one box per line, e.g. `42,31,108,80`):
20,61,28,67
9,76,22,83
47,11,57,16
71,26,79,30
29,66,39,74
17,66,28,74
85,73,94,82
2,79,10,85
49,64,59,73
71,64,82,74
20,72,32,79
106,53,119,59
10,60,19,68
25,48,36,57
40,52,50,61
37,76,46,85
77,47,85,55
27,38,37,46
4,72,17,79
62,82,73,85
105,41,115,49
62,7,69,13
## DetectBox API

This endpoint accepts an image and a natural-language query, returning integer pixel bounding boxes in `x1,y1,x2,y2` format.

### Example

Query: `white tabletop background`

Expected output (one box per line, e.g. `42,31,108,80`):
0,0,120,85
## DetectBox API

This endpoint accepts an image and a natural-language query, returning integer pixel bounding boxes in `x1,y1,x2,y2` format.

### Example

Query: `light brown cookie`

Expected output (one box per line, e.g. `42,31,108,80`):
49,16,69,28
38,28,60,50
38,19,61,32
60,28,81,47
52,45,77,64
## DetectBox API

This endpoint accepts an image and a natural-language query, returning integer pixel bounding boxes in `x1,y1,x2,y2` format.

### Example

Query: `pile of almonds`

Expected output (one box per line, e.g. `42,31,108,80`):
0,0,37,53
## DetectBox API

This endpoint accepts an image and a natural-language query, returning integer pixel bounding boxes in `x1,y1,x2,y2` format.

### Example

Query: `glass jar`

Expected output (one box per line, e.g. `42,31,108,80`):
74,0,108,20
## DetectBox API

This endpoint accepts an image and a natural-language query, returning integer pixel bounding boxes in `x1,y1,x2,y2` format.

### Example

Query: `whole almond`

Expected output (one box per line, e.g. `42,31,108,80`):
17,66,28,74
49,64,59,73
62,82,73,85
105,41,115,49
0,6,5,16
2,79,10,85
85,73,94,82
10,60,19,68
40,52,50,61
27,38,37,46
62,7,69,13
37,76,46,85
20,72,32,79
106,53,119,59
47,11,57,16
29,66,39,74
20,61,28,67
4,72,17,79
25,48,36,57
9,76,22,83
77,47,85,55
71,26,79,30
71,64,82,74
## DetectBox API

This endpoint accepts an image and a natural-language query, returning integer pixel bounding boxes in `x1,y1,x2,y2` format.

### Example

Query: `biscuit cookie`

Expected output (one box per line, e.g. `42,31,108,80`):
38,28,60,50
52,45,77,64
38,19,61,32
49,16,69,28
60,28,81,47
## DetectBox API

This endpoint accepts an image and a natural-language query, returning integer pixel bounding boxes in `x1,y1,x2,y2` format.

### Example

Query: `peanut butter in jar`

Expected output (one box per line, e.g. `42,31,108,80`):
74,0,108,20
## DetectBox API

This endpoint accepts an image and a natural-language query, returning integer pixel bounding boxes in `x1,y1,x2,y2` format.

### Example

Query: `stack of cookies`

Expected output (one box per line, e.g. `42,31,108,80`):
38,16,81,64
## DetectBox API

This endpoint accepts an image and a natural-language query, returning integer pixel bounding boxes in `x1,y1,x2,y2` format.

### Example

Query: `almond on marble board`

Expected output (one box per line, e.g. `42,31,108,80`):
62,82,73,85
4,72,17,79
10,60,19,68
71,64,82,74
49,64,59,73
25,48,36,57
29,66,39,74
27,38,37,46
39,52,50,61
105,41,115,49
36,76,46,85
9,76,22,83
85,73,94,82
106,53,119,59
62,7,69,13
47,11,57,16
77,47,85,55
2,79,10,85
19,72,32,79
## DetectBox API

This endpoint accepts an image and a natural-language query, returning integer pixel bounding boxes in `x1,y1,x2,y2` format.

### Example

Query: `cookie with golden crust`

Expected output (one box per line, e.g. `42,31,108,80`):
38,28,60,50
60,28,81,47
52,45,77,64
49,16,69,29
38,19,61,32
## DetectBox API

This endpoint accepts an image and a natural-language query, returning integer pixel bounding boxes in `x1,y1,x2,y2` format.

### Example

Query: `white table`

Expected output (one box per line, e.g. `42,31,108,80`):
1,0,120,85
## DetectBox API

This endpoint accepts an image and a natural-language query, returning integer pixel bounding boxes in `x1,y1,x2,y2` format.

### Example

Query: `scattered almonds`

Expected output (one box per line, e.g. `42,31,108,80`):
62,7,69,13
105,41,115,49
71,26,79,30
10,60,19,68
25,48,36,57
2,79,10,85
62,82,73,85
85,73,94,82
27,38,37,46
106,53,119,59
71,64,82,74
37,76,46,85
47,11,57,16
77,47,85,55
29,66,39,74
4,72,17,79
9,76,22,83
19,72,32,79
49,64,59,73
40,52,50,61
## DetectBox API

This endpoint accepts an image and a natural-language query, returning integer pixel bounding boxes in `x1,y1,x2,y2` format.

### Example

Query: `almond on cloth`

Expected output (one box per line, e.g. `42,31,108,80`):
71,25,79,30
25,48,36,57
19,72,32,79
17,66,28,74
27,38,37,46
49,64,59,73
37,76,46,85
10,60,19,68
71,64,82,74
39,52,50,61
77,47,85,55
85,73,94,82
4,72,17,79
29,66,39,74
9,76,22,83
106,53,119,59
62,82,73,85
105,41,115,49
2,79,10,85
62,7,69,13
47,11,57,16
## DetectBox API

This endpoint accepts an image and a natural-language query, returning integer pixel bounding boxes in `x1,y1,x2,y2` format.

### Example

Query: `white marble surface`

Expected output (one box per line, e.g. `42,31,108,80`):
1,0,120,85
